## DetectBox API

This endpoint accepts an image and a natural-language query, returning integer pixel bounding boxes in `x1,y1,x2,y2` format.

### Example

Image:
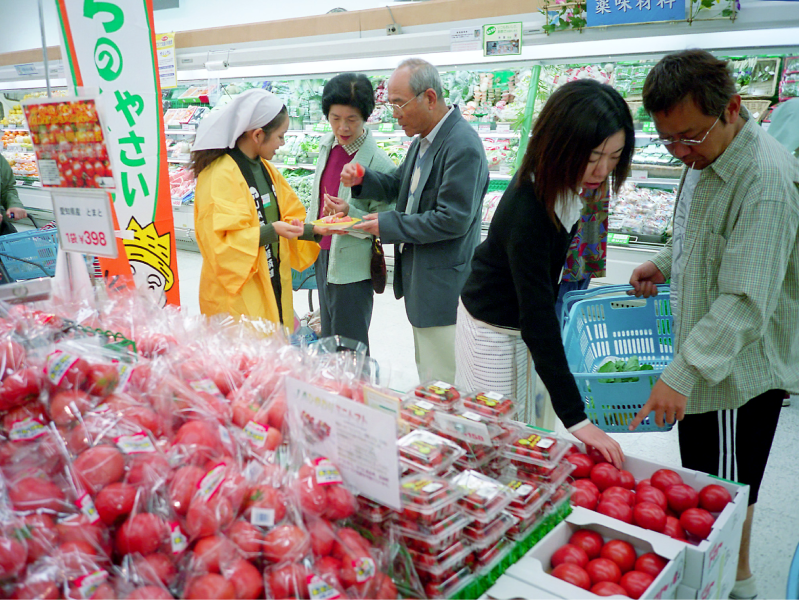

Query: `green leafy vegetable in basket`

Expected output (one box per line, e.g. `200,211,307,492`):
597,355,654,383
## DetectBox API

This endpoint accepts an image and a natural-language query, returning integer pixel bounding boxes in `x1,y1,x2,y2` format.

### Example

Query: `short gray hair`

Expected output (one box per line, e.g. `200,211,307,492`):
398,58,444,102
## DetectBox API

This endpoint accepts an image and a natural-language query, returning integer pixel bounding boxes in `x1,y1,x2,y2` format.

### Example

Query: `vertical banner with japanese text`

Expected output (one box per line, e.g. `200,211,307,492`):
54,0,180,306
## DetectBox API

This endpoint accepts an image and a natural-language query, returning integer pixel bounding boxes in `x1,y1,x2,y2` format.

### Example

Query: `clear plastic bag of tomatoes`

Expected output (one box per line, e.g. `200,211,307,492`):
397,429,466,475
0,330,46,417
3,555,63,600
306,335,369,401
0,509,31,584
107,555,176,599
289,456,358,522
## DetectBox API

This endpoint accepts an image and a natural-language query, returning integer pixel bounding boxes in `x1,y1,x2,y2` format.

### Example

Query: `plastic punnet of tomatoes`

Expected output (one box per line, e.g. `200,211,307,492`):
421,566,474,599
459,390,518,422
499,476,549,519
464,511,519,550
452,469,515,523
407,538,472,572
399,399,438,429
412,380,462,411
392,510,470,554
396,473,465,525
507,504,550,541
502,425,573,469
397,430,465,475
473,537,514,574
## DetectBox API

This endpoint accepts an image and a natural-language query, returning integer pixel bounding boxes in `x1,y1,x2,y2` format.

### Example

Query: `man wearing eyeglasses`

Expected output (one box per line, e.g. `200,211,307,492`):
628,50,798,600
344,58,489,384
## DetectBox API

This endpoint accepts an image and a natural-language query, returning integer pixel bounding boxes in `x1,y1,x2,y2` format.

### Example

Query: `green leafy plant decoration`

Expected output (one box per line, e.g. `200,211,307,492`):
540,0,588,34
689,0,738,22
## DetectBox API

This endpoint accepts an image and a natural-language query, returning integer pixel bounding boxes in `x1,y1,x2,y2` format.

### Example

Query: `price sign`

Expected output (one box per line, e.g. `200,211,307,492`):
51,189,118,258
285,156,298,166
379,123,395,133
313,123,326,132
643,122,658,134
608,233,631,246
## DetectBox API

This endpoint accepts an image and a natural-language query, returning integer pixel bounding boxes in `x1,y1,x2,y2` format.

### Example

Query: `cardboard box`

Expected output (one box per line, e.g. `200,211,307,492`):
504,506,686,599
484,574,560,599
673,580,736,600
620,456,747,598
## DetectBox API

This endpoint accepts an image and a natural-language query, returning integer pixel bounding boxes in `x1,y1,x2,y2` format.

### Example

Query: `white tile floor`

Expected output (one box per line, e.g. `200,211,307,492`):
176,247,799,600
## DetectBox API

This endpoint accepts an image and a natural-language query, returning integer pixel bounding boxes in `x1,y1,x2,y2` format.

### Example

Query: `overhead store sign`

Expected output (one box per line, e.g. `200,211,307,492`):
54,0,180,307
483,22,522,57
587,0,686,26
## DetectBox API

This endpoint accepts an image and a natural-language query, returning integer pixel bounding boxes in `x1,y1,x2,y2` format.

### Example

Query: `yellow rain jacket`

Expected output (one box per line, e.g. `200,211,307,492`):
194,154,319,329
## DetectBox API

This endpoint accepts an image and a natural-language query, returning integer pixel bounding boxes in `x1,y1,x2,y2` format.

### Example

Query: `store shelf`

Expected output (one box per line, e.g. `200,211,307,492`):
1,127,29,132
628,177,680,187
168,157,191,164
164,129,197,136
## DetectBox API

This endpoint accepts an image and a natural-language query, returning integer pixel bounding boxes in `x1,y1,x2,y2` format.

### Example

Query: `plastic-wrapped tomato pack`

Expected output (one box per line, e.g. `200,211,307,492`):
502,424,573,467
397,430,465,475
472,537,514,574
459,391,518,422
392,511,470,554
452,470,514,524
500,475,549,519
399,399,438,429
396,473,464,525
412,380,463,411
463,511,518,549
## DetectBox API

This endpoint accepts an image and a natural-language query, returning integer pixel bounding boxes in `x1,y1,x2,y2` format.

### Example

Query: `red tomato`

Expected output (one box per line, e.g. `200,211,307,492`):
586,445,610,464
49,390,93,425
586,557,622,585
186,496,234,539
11,579,60,600
56,515,111,556
9,476,67,512
663,515,687,541
116,513,167,555
569,529,604,560
680,507,715,540
266,564,309,598
193,535,235,574
267,397,287,431
54,357,90,390
551,543,590,569
591,581,630,597
133,553,176,587
185,574,236,600
126,586,173,600
126,453,171,487
168,465,206,515
601,486,636,507
597,499,633,524
635,552,668,577
226,558,264,600
227,520,263,557
572,487,599,510
244,484,286,522
636,485,668,511
172,420,222,460
566,453,594,479
636,478,651,491
315,556,343,588
620,570,655,599
650,469,683,492
297,477,328,517
699,484,733,513
619,470,636,490
59,540,97,572
633,502,667,532
591,463,622,492
325,485,356,521
95,482,136,525
600,539,637,573
73,445,125,493
0,338,25,376
573,478,601,496
0,368,42,410
374,572,399,600
20,513,58,563
666,483,700,513
262,524,309,563
0,536,27,578
2,401,46,435
86,363,119,397
551,563,592,590
331,528,371,560
307,517,336,557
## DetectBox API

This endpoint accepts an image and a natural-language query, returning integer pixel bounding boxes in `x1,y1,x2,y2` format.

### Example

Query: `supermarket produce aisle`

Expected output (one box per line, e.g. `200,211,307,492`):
176,247,798,599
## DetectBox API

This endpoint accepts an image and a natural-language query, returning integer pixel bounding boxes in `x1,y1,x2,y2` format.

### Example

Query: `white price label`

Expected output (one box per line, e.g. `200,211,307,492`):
351,557,376,583
45,350,80,386
51,189,118,258
433,412,492,445
483,391,505,401
461,411,483,422
250,507,276,528
170,522,188,554
243,420,268,448
189,378,224,397
75,570,108,599
307,575,341,599
196,463,227,501
414,400,434,410
515,484,534,497
114,361,134,392
76,493,100,524
421,482,443,494
432,381,452,390
9,417,46,442
114,432,156,454
314,458,343,486
536,438,555,449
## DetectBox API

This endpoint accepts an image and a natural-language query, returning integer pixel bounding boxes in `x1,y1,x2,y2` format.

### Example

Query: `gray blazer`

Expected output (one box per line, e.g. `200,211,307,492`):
353,106,489,328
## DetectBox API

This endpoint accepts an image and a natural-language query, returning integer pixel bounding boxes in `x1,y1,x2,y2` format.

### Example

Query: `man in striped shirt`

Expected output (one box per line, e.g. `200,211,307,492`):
629,50,798,600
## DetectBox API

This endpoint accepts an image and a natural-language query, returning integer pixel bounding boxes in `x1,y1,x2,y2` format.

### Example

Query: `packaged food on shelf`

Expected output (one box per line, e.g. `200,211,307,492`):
460,390,518,421
399,398,438,429
412,379,463,410
392,510,470,554
500,475,549,518
452,469,514,523
407,538,472,571
503,424,573,467
463,511,518,550
398,429,466,475
474,537,515,574
422,566,474,599
396,473,464,525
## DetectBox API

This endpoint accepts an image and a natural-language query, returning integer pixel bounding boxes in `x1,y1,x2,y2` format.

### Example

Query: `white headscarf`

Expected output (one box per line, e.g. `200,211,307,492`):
192,89,285,151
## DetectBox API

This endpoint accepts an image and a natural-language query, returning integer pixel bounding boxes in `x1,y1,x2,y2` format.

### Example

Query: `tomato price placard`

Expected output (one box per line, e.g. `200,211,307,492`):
21,97,114,189
51,189,118,258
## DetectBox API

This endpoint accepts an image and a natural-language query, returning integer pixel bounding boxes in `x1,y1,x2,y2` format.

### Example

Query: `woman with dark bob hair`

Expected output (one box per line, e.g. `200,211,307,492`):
191,89,332,327
456,79,635,466
306,73,396,351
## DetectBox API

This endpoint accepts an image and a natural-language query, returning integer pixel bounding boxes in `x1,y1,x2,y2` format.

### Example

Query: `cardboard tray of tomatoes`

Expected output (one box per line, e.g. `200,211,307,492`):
452,469,515,524
459,390,518,422
463,511,519,550
396,473,464,524
398,429,465,475
412,380,463,411
504,506,687,599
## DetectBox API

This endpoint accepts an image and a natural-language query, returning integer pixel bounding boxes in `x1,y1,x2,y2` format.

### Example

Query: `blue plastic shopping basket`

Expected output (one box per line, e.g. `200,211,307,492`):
562,285,674,433
0,228,59,282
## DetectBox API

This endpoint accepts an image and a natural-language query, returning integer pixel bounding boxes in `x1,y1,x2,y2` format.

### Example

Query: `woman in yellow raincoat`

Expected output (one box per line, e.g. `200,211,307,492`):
191,89,329,328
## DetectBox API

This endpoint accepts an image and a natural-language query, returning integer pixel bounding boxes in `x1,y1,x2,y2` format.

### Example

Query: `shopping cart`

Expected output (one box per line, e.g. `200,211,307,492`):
0,216,59,284
292,264,317,312
562,284,674,432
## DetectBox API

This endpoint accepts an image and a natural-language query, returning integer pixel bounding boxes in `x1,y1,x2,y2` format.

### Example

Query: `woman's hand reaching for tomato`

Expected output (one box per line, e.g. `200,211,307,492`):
572,423,625,469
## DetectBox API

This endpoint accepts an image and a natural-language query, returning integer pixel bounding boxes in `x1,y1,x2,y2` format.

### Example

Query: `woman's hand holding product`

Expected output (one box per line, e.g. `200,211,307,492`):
323,193,350,216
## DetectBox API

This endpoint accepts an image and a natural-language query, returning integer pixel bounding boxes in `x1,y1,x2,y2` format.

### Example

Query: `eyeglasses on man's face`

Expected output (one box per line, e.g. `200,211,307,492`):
653,112,723,147
386,92,424,116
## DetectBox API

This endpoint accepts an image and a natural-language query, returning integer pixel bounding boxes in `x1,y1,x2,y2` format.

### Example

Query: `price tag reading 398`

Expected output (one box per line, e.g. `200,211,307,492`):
51,189,118,258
